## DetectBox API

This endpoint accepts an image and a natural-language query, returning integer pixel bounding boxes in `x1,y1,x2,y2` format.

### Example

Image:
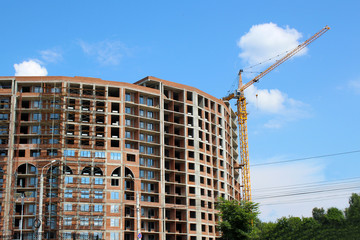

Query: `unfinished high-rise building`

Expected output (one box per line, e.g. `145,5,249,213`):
0,76,241,240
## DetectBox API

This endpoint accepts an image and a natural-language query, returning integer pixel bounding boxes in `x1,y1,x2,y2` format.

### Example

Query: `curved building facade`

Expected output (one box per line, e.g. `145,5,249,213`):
0,76,241,240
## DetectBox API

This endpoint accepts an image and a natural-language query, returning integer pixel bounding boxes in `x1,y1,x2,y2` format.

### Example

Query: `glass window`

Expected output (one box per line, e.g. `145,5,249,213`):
125,93,131,102
94,219,103,227
147,111,153,118
94,178,103,185
64,189,73,198
81,177,90,184
47,149,58,156
63,232,71,239
50,100,60,109
63,150,75,157
51,87,61,93
80,204,89,212
30,150,40,157
50,113,59,120
95,151,105,158
33,100,41,108
79,233,88,240
94,191,103,199
139,121,145,129
50,126,59,134
139,145,145,153
28,205,36,213
141,182,145,191
110,152,121,160
139,109,145,116
110,232,119,240
140,96,144,104
147,171,154,180
140,170,145,178
32,113,42,121
94,205,103,212
63,217,72,226
125,107,131,114
111,192,119,200
110,218,119,227
33,86,42,93
0,126,8,135
140,157,145,166
125,131,131,139
125,119,131,126
111,205,119,213
0,114,8,120
32,126,41,134
147,135,154,142
147,159,154,167
31,138,41,144
64,204,72,211
139,133,145,141
49,138,59,144
147,147,154,155
65,176,73,184
80,217,89,226
80,151,91,158
147,123,153,130
147,98,153,106
81,190,90,199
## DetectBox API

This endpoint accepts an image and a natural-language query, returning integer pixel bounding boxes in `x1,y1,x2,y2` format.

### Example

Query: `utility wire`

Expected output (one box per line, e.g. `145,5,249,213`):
252,176,360,203
253,181,360,198
251,150,360,167
253,183,360,199
253,185,360,200
253,176,360,192
259,193,351,206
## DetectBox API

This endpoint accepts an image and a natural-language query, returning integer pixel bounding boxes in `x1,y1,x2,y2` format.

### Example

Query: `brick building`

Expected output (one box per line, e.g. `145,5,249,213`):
0,76,241,240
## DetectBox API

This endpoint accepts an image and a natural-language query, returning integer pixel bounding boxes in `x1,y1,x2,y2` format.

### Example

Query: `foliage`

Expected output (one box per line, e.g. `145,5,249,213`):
216,194,360,239
253,193,360,239
345,193,360,225
216,197,259,240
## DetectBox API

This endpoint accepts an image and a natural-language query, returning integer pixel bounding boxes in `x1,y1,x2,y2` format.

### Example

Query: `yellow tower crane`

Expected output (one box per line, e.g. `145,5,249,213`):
223,26,330,201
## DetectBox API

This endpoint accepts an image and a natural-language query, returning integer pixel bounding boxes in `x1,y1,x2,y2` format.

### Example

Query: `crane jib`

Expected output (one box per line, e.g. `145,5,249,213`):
223,25,330,202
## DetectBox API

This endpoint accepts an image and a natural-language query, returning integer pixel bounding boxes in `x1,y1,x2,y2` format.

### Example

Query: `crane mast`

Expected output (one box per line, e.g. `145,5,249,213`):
224,26,330,201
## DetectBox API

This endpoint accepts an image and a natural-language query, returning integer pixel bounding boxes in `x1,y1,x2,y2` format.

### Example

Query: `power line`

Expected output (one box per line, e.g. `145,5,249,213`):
253,185,360,200
251,150,360,167
253,177,360,199
252,176,360,192
259,194,350,206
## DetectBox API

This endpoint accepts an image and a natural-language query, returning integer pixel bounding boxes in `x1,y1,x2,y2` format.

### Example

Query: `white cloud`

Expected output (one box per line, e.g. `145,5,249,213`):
251,160,353,222
245,85,285,114
348,80,360,94
245,85,308,128
236,23,309,128
238,23,306,66
14,60,48,76
79,40,129,65
40,49,62,63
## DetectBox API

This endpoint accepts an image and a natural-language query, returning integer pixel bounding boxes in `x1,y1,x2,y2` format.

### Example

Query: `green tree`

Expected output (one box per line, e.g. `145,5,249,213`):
254,221,277,240
324,207,345,225
345,193,360,225
217,198,259,240
312,207,325,224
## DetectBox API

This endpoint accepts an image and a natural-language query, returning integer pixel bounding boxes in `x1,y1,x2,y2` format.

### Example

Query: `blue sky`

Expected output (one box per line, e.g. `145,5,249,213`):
1,0,360,221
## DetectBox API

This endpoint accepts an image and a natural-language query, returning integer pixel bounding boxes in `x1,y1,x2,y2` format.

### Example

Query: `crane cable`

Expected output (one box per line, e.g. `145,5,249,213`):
226,47,302,95
243,48,294,71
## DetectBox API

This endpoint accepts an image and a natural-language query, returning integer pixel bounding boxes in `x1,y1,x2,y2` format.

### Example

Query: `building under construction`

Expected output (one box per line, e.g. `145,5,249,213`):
0,76,242,240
